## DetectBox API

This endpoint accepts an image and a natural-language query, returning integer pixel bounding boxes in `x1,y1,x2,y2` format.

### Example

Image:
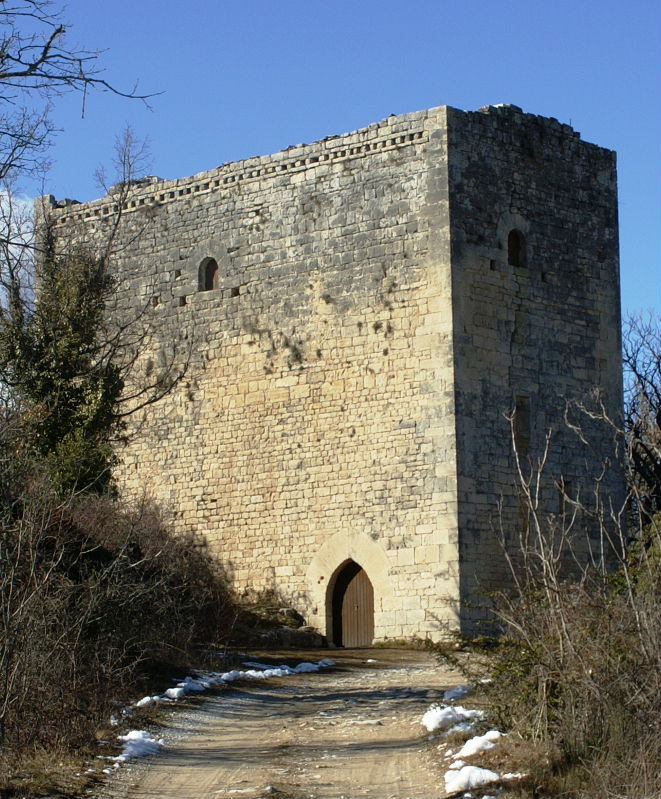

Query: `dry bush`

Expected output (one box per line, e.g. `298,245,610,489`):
431,386,661,798
479,412,661,798
0,456,234,755
483,565,660,797
67,494,235,658
428,318,661,796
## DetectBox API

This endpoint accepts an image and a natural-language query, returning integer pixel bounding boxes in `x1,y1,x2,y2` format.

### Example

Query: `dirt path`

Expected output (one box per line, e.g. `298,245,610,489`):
95,648,462,799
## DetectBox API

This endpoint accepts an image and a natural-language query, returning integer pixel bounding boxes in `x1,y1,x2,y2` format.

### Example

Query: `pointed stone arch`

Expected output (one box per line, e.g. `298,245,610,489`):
306,530,392,645
328,559,374,647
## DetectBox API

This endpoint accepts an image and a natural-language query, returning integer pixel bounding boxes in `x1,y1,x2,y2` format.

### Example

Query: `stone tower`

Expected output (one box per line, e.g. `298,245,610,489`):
43,104,622,642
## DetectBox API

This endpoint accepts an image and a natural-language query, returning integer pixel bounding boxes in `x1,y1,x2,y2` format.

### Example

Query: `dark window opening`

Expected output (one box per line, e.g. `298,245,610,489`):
514,395,531,458
508,229,526,267
199,258,219,291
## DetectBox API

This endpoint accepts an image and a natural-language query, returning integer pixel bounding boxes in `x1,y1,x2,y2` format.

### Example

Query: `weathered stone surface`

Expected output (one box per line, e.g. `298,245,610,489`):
41,104,623,640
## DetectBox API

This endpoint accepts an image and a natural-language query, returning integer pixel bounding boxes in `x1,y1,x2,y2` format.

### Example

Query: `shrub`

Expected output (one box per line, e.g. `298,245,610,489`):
477,420,661,797
482,562,660,794
0,480,234,754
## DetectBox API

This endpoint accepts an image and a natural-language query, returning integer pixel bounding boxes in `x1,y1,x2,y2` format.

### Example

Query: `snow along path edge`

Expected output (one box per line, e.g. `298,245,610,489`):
107,657,335,766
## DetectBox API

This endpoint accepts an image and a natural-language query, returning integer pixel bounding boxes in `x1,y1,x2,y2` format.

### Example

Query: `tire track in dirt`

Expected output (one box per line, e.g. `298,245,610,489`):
95,649,461,799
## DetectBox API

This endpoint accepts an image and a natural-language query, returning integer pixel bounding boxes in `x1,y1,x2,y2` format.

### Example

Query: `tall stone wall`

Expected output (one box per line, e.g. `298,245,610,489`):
448,106,622,620
43,104,623,641
444,106,623,625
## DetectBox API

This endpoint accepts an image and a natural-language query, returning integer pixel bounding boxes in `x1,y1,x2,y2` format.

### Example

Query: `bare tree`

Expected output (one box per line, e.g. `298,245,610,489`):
0,0,153,184
623,313,661,522
0,6,186,496
0,126,190,497
478,392,661,797
0,0,155,322
0,3,210,770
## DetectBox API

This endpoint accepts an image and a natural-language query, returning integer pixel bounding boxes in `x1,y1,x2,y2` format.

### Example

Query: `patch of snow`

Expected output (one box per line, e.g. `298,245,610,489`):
219,669,242,682
143,658,334,708
111,730,164,762
421,703,484,732
106,658,336,766
455,730,503,759
184,677,211,691
294,661,322,673
448,759,466,769
136,695,160,708
503,771,527,779
444,765,500,793
444,720,478,736
244,667,271,679
443,683,473,702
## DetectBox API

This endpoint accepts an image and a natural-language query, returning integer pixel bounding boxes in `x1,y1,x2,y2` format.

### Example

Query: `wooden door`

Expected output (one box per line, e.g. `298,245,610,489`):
341,567,374,647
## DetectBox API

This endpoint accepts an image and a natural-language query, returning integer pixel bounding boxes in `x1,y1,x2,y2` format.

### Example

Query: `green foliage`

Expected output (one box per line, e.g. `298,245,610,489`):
0,226,234,757
0,229,123,495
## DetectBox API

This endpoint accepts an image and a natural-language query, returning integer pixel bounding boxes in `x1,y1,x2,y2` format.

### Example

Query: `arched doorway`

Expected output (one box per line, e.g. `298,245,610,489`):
331,560,374,647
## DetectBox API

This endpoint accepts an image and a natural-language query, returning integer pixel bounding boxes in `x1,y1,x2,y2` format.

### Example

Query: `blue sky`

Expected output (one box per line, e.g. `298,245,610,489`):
23,0,660,317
